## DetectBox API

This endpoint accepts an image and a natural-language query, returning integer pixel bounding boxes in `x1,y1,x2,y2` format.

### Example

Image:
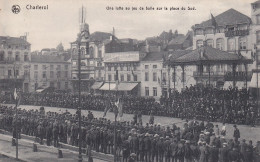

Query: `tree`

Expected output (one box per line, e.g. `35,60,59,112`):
56,43,64,52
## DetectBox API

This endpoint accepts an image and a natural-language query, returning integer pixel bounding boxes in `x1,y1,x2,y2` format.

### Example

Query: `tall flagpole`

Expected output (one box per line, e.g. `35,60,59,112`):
257,50,259,116
13,63,18,159
114,69,118,162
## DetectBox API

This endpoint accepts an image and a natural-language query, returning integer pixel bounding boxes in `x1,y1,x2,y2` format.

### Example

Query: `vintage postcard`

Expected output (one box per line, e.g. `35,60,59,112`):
0,0,259,162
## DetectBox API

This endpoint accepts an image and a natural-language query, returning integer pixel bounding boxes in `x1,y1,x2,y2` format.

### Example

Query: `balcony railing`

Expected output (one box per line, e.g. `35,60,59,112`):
72,65,95,71
225,29,249,37
224,71,252,81
193,71,225,78
0,75,26,79
0,57,15,64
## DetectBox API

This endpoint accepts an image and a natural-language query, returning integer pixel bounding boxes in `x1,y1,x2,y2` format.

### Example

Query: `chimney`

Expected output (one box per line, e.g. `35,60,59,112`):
20,35,27,41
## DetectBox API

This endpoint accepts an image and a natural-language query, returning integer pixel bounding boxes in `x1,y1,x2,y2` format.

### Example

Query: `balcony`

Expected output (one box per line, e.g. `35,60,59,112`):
225,29,249,37
72,65,95,71
224,71,252,81
193,71,225,78
0,75,26,80
0,57,15,64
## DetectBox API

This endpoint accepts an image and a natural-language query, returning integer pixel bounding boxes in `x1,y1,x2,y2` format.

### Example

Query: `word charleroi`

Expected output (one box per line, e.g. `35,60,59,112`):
26,4,48,10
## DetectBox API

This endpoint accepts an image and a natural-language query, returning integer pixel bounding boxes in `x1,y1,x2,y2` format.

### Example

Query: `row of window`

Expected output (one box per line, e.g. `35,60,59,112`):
0,44,29,50
144,64,167,69
145,72,167,82
34,71,69,79
107,66,137,71
196,37,247,50
107,74,137,82
33,64,69,71
144,72,187,82
0,51,29,62
194,25,248,35
48,81,69,89
72,47,102,58
145,87,157,96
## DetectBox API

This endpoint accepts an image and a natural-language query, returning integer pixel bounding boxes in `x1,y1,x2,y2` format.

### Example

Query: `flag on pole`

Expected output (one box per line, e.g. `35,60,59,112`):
103,100,112,117
13,88,21,107
103,106,110,117
115,98,123,117
14,88,18,100
115,70,119,90
131,70,134,77
211,13,217,28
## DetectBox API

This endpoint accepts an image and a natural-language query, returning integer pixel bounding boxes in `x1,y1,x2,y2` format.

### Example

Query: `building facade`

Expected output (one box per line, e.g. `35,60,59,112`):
0,36,31,93
30,55,71,92
141,50,196,99
250,1,260,93
192,8,253,88
101,51,144,96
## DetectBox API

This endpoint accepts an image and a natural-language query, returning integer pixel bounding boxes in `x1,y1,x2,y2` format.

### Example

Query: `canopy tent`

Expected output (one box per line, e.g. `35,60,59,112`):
91,82,104,90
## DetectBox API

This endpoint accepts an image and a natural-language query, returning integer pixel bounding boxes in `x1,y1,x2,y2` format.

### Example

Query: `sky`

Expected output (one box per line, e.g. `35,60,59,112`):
0,0,257,51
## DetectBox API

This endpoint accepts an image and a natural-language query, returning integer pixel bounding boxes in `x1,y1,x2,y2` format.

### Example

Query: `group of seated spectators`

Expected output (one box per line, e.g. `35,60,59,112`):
0,85,259,126
0,105,259,162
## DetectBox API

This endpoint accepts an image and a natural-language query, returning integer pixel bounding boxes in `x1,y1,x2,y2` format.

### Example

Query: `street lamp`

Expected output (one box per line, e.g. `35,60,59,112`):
76,28,89,162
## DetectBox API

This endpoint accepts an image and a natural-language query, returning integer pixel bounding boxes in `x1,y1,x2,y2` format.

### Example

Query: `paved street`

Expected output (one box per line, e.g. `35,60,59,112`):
0,133,106,162
4,104,260,144
0,154,22,162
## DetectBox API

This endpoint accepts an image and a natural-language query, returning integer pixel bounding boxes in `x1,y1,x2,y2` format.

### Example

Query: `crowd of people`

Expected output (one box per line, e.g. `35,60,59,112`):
0,105,259,162
0,85,259,126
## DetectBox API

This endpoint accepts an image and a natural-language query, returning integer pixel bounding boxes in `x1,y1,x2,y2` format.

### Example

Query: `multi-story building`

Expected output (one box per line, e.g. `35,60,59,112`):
70,22,140,92
140,51,168,98
0,36,31,93
100,51,145,96
250,0,260,94
30,55,71,92
140,50,195,98
192,8,253,88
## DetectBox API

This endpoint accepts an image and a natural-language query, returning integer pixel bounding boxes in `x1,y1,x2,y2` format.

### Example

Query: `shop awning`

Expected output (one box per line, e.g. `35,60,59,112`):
223,81,246,89
99,83,116,91
249,73,260,88
117,82,138,91
36,89,45,93
35,86,49,93
99,82,139,91
91,82,104,90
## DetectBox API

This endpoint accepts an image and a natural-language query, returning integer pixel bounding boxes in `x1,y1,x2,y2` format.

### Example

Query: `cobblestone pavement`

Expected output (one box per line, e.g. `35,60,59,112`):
3,104,260,145
0,133,106,162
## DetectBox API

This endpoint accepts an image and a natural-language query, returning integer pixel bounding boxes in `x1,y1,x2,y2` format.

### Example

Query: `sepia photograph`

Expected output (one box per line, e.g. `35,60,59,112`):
0,0,259,161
